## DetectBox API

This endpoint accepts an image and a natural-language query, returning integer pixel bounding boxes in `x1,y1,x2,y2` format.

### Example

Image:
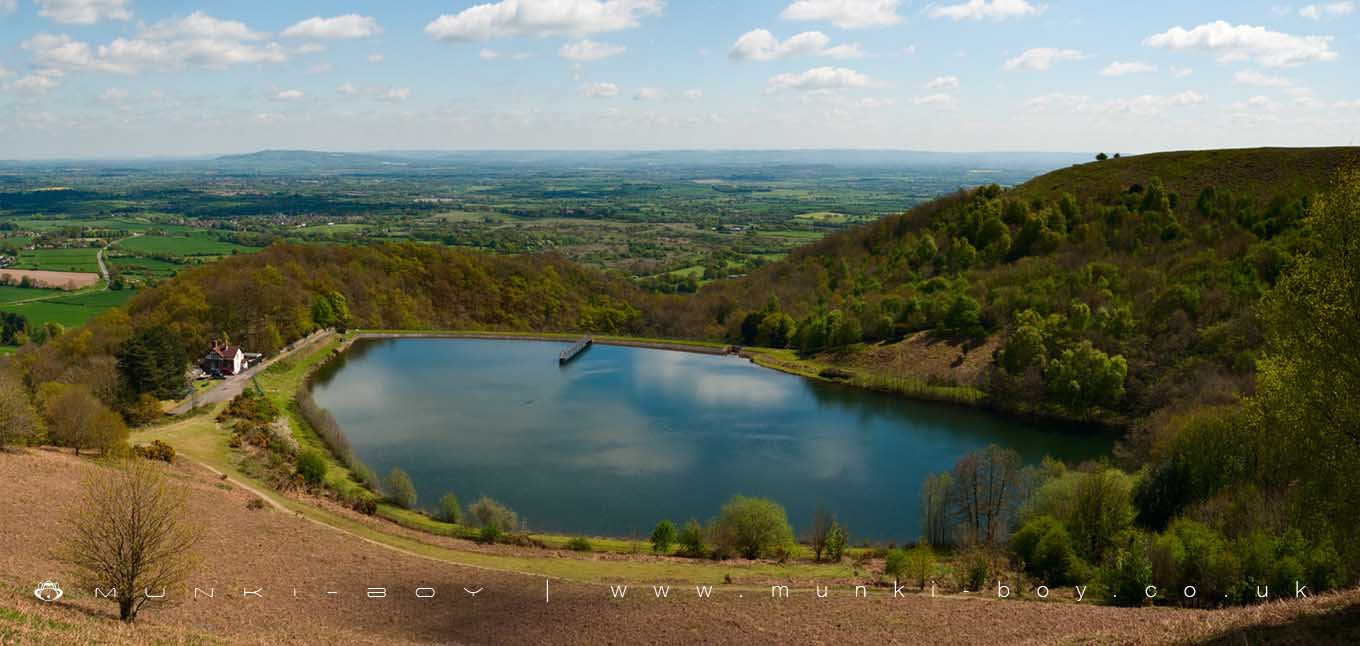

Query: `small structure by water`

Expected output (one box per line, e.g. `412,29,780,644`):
559,336,593,365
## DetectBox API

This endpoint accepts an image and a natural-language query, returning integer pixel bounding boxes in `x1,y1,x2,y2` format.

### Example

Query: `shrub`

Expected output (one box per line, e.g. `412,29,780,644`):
709,495,795,560
383,468,417,509
294,449,326,487
678,519,707,557
1096,535,1154,606
566,537,593,552
122,393,165,427
133,440,176,464
960,549,991,592
350,494,378,515
824,521,848,562
903,544,937,590
246,498,266,510
469,496,519,532
884,548,908,579
438,493,462,524
650,519,677,554
1011,515,1080,584
478,525,502,545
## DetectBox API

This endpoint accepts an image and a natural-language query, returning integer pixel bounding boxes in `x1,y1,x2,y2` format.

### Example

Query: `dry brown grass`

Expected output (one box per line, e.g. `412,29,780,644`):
2,449,1357,645
832,332,1001,388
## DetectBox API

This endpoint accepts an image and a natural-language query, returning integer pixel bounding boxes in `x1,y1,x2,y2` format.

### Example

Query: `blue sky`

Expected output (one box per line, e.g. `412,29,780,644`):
1,0,1357,158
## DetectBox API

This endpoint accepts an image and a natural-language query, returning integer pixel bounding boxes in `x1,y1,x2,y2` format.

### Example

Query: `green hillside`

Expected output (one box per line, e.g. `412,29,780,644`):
1011,147,1355,205
654,147,1359,427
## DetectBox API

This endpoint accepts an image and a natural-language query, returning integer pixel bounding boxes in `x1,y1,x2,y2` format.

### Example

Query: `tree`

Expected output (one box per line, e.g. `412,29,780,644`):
903,544,936,589
42,384,127,455
1096,152,1109,161
469,496,519,532
117,326,189,400
1069,467,1136,563
383,467,417,509
294,450,326,487
650,519,677,554
677,519,707,557
757,311,796,348
921,472,954,547
0,369,41,449
998,324,1046,375
0,311,28,345
60,457,201,622
949,445,1025,546
710,495,795,560
824,521,848,562
438,493,462,524
1045,341,1128,414
807,506,834,562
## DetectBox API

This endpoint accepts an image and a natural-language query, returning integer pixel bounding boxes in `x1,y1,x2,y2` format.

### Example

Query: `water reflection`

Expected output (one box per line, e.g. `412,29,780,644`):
311,338,1111,540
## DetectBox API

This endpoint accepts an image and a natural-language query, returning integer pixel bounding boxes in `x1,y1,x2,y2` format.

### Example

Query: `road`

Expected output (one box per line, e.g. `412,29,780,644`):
96,241,110,289
168,329,332,415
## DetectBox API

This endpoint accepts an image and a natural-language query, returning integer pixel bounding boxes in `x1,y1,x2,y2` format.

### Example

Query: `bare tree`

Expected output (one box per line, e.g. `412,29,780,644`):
806,505,834,562
41,384,126,455
949,445,1024,547
60,457,201,622
920,472,953,547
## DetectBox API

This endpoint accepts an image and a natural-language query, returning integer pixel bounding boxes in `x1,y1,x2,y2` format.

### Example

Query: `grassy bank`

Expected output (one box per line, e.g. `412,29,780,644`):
743,347,987,405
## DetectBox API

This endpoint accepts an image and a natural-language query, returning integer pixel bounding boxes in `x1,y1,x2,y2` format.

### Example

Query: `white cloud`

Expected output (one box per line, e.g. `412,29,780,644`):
282,15,381,40
36,0,131,25
336,83,358,96
729,30,864,61
581,81,619,97
634,87,664,100
926,0,1043,21
0,0,16,12
306,63,333,76
1171,65,1193,78
368,53,384,63
559,39,627,61
766,66,877,92
273,89,304,101
858,97,896,108
21,13,287,75
1023,90,1206,116
1299,2,1355,19
681,88,703,101
924,75,959,90
1234,69,1293,87
780,0,902,29
99,87,127,102
7,69,64,95
1003,47,1082,71
379,87,410,102
1100,61,1157,76
1143,21,1337,67
912,93,958,108
426,0,663,41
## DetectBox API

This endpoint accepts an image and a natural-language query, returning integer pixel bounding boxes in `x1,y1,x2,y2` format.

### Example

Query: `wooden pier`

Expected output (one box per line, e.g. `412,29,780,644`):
559,336,593,365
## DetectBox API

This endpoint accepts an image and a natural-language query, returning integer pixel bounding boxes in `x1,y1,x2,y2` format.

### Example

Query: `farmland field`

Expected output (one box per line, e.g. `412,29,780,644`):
0,284,61,304
9,247,101,272
0,268,100,289
115,233,250,256
1,288,135,329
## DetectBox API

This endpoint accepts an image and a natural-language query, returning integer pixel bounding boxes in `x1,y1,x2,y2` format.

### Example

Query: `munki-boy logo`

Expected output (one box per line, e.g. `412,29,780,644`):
33,580,63,603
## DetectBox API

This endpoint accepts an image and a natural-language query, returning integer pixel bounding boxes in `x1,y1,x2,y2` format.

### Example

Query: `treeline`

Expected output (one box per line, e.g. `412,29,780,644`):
0,242,648,454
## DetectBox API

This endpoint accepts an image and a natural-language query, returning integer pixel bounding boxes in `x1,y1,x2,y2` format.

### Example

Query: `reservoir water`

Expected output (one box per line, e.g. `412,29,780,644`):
310,337,1111,541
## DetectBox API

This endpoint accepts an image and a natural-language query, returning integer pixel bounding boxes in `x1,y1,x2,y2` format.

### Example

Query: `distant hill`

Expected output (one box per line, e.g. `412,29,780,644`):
1011,147,1357,205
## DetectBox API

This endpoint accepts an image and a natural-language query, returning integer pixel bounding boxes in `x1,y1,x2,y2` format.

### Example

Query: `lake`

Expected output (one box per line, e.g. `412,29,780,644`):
310,337,1111,541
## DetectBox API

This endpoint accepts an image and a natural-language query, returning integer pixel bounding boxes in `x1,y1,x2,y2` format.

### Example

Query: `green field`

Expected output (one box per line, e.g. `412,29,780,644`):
0,285,62,305
116,233,249,256
10,248,101,273
2,289,136,329
109,255,185,277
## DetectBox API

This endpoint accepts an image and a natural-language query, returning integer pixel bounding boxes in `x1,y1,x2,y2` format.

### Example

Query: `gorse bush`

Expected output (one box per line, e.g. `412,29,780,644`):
294,449,326,487
566,536,592,552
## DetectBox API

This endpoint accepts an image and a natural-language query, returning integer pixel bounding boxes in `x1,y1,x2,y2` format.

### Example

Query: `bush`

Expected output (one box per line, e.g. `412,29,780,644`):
438,493,462,524
122,393,165,427
903,544,937,590
650,519,677,554
1096,535,1154,606
469,496,519,532
960,549,991,592
478,525,503,544
294,449,326,487
709,495,795,560
566,536,593,552
884,549,908,579
383,468,417,509
133,440,176,464
1011,515,1080,584
824,521,848,562
678,519,707,557
350,494,378,515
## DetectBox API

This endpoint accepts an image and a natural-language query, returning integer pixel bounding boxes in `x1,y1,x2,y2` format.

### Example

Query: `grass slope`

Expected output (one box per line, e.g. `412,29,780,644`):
1011,147,1358,205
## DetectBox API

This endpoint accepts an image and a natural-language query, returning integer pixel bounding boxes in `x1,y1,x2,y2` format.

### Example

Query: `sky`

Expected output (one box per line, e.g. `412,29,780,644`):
0,0,1357,158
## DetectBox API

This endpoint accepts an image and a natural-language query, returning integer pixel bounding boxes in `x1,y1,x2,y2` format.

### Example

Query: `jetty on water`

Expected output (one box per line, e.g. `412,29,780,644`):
559,336,593,365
